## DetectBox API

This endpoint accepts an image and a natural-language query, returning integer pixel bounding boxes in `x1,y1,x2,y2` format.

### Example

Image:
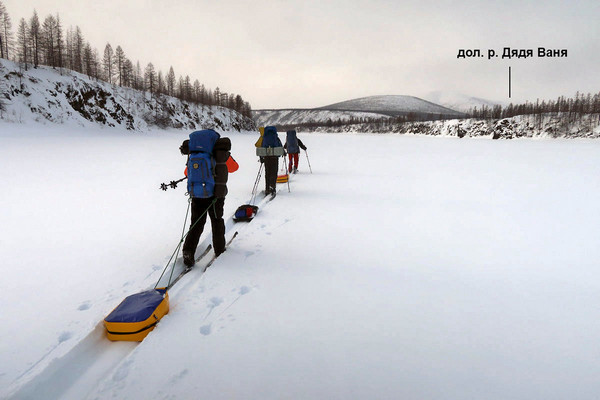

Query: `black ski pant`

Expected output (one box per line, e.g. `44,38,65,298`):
263,156,278,193
183,197,225,257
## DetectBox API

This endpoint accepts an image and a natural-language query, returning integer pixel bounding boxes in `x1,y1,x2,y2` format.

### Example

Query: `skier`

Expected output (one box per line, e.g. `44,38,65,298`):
284,129,307,173
256,126,284,196
179,129,238,267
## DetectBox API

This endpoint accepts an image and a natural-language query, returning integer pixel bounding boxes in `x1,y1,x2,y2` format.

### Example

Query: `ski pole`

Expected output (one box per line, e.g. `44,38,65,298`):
304,149,313,174
250,162,263,204
282,154,291,193
160,176,187,191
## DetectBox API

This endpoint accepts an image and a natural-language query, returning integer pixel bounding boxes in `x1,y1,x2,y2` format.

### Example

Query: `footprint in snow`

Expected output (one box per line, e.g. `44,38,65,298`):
58,331,73,343
169,368,189,384
78,301,91,311
200,324,212,336
239,286,251,295
208,297,223,309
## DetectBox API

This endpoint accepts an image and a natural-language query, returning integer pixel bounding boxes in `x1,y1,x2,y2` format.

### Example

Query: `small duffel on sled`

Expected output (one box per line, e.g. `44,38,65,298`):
104,287,169,341
276,174,289,183
233,204,259,222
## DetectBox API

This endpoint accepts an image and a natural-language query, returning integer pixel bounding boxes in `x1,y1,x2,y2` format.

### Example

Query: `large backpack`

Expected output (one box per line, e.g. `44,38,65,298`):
187,130,220,198
286,130,299,153
261,126,282,148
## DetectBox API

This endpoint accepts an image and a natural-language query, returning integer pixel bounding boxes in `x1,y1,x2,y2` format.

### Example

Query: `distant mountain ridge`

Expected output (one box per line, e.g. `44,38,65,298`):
318,95,465,116
253,94,466,128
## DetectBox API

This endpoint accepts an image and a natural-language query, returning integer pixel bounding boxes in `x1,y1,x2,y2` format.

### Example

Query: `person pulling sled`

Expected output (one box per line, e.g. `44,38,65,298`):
179,129,238,267
284,129,307,173
255,126,284,197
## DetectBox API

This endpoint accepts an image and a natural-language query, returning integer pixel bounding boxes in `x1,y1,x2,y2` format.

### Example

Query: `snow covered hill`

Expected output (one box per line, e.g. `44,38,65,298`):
423,90,503,113
2,124,600,399
0,59,255,132
252,95,465,128
318,94,465,117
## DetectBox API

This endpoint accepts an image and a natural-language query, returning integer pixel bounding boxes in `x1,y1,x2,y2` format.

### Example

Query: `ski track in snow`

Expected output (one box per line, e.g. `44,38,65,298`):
7,187,272,398
5,223,259,400
6,324,136,400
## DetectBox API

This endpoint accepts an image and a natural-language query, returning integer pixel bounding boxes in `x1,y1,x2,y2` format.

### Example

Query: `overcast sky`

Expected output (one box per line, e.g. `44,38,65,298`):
4,0,599,109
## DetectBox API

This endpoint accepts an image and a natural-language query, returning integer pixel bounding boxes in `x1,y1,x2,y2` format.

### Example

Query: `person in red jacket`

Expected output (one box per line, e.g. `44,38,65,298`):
284,129,307,173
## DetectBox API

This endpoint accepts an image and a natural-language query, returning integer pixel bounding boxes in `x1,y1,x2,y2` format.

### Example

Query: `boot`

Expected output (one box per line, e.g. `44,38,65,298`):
183,251,195,267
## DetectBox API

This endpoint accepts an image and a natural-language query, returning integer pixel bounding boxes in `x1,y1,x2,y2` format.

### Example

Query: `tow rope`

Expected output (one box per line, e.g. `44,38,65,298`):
154,197,217,289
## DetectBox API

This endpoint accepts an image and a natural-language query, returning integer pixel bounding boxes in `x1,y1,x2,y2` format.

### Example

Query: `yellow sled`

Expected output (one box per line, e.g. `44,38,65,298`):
104,288,169,341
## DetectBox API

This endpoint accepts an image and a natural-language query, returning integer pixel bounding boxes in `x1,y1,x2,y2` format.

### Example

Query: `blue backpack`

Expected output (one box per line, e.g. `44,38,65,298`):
286,130,299,153
262,126,282,148
187,130,220,198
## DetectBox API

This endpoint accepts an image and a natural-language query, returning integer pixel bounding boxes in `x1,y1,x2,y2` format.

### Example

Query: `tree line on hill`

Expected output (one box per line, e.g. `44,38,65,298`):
278,91,600,132
467,91,600,121
0,1,253,118
275,112,461,132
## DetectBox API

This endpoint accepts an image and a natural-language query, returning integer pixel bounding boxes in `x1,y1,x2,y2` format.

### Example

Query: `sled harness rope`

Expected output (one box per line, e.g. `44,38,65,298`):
154,197,217,289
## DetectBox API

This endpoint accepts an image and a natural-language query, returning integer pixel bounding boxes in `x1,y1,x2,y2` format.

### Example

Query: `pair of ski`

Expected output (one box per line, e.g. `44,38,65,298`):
166,231,238,290
162,191,276,290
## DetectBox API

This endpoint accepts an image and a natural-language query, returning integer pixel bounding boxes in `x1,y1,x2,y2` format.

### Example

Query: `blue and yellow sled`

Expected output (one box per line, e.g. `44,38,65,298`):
104,288,169,341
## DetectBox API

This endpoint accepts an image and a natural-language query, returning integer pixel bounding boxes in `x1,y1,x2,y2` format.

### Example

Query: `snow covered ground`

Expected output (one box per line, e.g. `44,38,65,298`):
1,122,600,399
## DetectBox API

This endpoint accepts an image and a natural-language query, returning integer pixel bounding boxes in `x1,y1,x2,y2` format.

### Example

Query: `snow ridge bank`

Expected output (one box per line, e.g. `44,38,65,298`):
0,59,255,132
305,113,600,139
